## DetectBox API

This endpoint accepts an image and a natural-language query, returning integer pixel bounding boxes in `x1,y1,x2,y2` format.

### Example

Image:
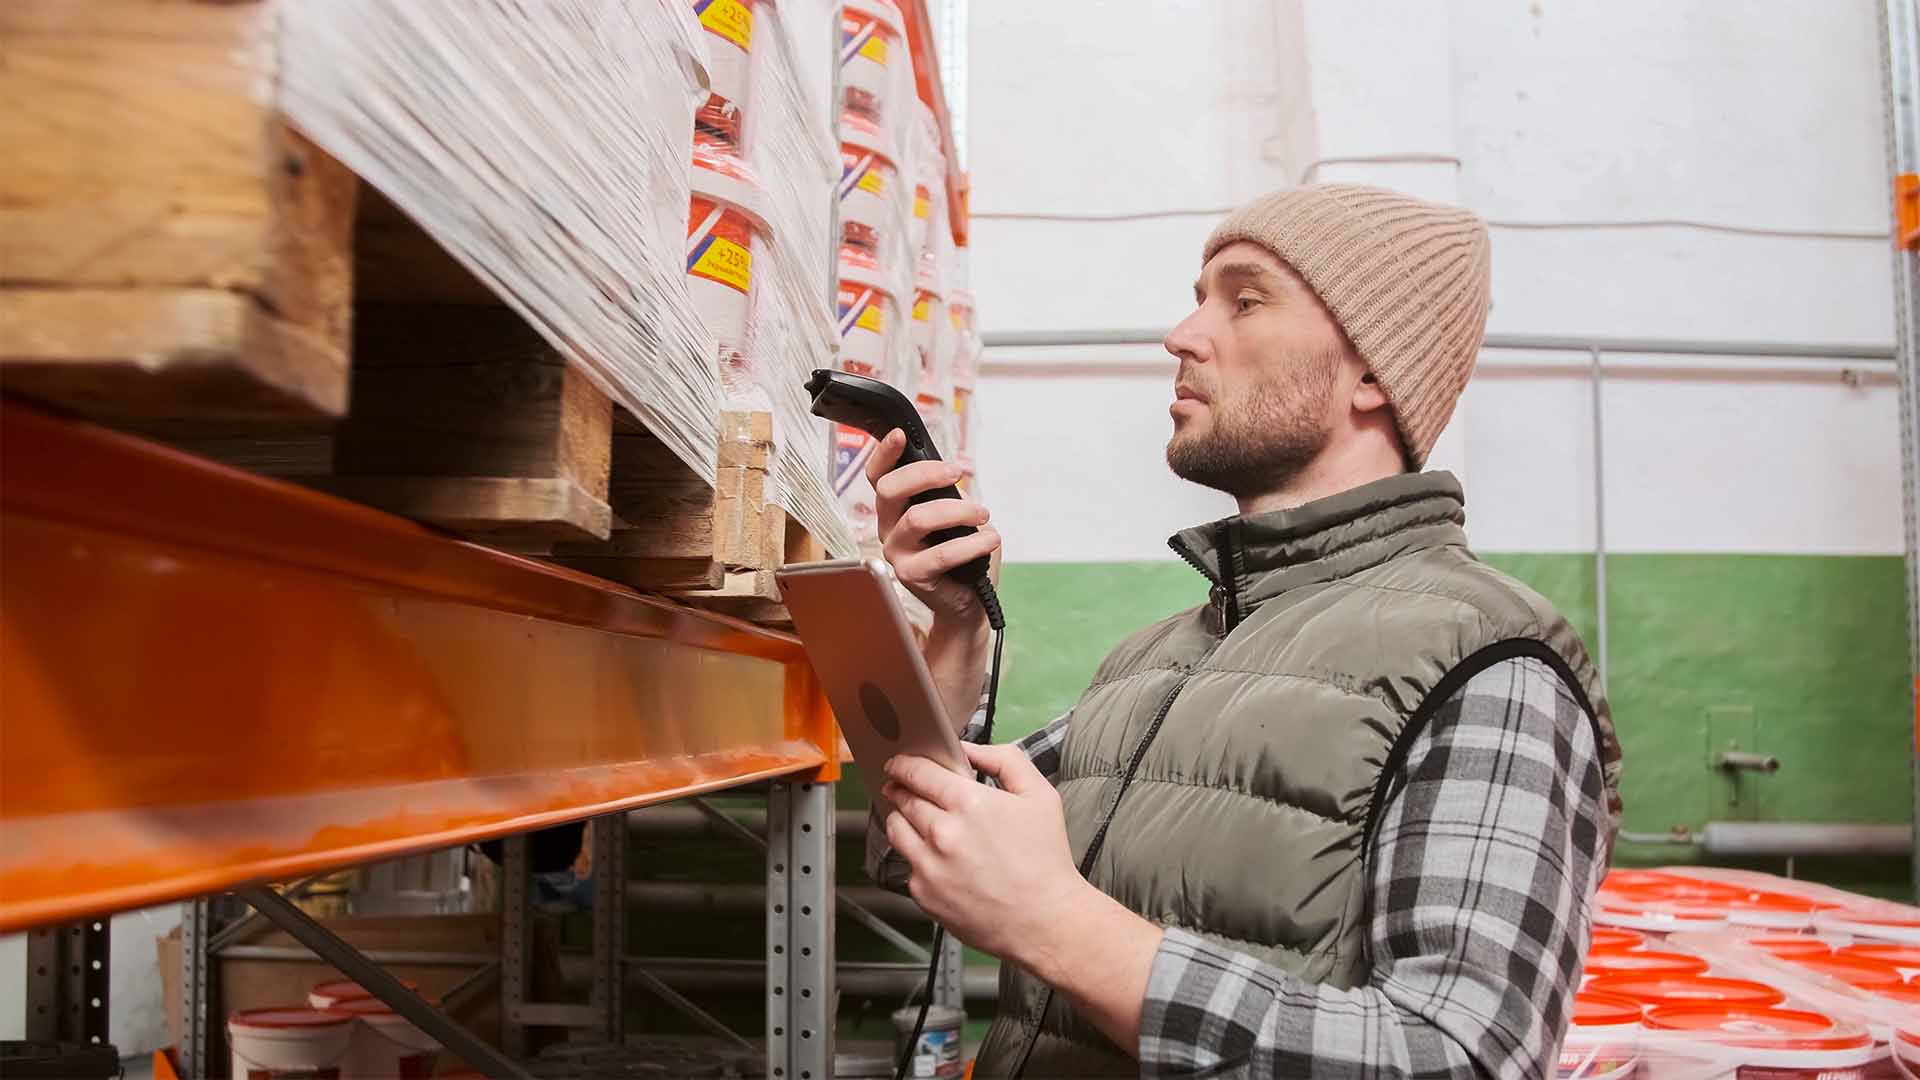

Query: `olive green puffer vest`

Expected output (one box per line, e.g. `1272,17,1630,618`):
972,472,1621,1078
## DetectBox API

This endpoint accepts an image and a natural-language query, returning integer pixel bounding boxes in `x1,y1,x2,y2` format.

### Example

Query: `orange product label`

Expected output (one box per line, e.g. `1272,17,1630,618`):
688,197,753,293
696,0,753,52
914,185,931,220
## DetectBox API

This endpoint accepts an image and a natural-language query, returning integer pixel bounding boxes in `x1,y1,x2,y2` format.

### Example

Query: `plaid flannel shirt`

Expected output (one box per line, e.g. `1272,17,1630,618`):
868,655,1608,1079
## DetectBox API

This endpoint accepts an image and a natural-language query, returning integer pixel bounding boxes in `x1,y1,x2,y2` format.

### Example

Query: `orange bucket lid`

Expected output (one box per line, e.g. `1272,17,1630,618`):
1825,906,1920,930
311,978,418,1000
230,1007,353,1031
1789,952,1907,989
1589,927,1646,951
332,994,441,1016
1602,869,1691,890
1572,990,1643,1028
1751,936,1833,959
1645,1004,1870,1052
1838,942,1920,968
1587,973,1786,1009
1583,948,1710,978
1872,983,1920,1006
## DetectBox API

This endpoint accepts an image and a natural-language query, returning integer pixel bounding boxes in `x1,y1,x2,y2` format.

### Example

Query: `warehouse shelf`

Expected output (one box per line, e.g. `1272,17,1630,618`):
0,400,838,933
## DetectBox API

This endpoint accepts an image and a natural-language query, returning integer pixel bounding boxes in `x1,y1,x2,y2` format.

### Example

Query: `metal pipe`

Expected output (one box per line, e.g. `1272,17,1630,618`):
979,351,1899,381
628,881,928,927
218,945,497,966
564,956,1001,1002
1589,348,1609,689
1698,822,1911,857
628,805,872,841
1715,751,1782,773
981,328,1897,360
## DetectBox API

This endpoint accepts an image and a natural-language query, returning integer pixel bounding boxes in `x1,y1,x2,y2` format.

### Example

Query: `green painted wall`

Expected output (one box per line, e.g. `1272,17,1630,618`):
993,554,1913,895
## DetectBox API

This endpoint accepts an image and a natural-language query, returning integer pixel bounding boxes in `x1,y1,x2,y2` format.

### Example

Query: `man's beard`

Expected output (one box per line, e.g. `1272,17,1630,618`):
1166,349,1340,500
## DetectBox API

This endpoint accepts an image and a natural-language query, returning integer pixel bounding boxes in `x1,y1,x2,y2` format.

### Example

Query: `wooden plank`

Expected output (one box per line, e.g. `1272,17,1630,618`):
0,288,349,420
353,186,499,305
327,305,613,544
0,1,356,422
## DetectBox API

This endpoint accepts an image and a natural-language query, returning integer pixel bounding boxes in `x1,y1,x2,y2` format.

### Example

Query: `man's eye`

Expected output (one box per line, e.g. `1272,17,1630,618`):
1236,296,1258,313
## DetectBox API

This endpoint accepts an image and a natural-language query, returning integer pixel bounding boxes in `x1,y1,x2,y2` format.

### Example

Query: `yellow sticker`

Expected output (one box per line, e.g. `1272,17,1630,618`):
855,303,885,333
690,235,752,293
699,0,754,52
913,299,930,321
859,35,888,64
857,168,886,196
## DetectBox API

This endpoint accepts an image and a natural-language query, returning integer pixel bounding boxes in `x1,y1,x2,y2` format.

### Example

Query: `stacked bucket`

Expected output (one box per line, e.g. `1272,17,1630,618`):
1557,868,1920,1079
225,979,439,1080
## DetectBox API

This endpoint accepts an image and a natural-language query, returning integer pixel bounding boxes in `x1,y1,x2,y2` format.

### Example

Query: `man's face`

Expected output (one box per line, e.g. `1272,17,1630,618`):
1162,242,1353,499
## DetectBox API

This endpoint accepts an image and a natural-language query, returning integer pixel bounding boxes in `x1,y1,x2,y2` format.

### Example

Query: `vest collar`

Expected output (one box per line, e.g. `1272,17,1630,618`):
1168,471,1469,630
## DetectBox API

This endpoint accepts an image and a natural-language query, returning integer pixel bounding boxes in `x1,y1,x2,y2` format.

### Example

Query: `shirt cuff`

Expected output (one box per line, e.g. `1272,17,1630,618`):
1138,928,1281,1075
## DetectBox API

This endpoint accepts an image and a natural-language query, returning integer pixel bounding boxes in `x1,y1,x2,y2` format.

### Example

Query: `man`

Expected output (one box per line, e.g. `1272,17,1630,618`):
865,183,1623,1078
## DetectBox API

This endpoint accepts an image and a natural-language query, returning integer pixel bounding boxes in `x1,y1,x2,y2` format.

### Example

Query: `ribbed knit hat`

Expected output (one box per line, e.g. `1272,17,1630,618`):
1204,183,1491,467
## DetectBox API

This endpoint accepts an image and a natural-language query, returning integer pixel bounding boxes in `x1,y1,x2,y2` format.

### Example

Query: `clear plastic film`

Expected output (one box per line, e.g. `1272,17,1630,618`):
278,0,726,486
1568,867,1920,1080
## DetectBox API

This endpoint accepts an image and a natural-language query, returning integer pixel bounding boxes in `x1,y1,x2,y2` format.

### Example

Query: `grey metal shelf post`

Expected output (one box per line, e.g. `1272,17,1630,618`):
767,779,836,1080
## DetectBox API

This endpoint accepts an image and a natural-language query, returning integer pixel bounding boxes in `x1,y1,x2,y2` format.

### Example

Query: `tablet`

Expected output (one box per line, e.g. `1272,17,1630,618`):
775,559,969,803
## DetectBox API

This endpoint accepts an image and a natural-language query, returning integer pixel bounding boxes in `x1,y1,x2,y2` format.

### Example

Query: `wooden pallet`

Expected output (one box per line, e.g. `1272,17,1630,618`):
0,0,823,623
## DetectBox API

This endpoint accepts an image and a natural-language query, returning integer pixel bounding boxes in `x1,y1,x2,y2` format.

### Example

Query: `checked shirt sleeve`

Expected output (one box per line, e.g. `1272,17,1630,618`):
865,696,1074,892
1138,656,1610,1079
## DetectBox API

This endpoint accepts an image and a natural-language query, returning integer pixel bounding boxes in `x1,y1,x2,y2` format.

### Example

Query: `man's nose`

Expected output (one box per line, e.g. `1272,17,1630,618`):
1164,309,1208,365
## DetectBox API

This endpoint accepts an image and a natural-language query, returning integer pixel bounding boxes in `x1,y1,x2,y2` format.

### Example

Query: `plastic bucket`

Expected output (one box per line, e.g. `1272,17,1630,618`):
839,0,905,124
694,0,756,147
1840,943,1920,981
912,275,948,400
837,245,895,380
839,111,898,254
1817,908,1920,946
1898,1026,1920,1080
307,979,419,1012
1751,936,1834,960
1587,974,1786,1010
1590,927,1648,952
893,1004,965,1079
1642,1004,1874,1080
333,996,441,1080
1584,948,1710,980
1558,991,1642,1080
228,1007,356,1080
1788,953,1908,991
689,149,770,364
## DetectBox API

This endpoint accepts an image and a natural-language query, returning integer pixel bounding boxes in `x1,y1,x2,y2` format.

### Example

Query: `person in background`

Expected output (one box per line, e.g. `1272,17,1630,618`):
864,183,1623,1078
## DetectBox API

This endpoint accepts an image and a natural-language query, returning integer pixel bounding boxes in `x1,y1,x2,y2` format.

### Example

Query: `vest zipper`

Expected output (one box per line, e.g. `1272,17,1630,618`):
1216,519,1242,633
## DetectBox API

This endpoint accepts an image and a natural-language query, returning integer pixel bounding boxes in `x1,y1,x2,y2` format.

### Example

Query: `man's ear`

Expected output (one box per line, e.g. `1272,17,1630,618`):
1353,369,1392,413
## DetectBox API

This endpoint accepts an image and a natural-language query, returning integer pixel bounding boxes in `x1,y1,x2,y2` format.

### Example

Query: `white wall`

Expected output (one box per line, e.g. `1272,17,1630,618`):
964,0,1906,561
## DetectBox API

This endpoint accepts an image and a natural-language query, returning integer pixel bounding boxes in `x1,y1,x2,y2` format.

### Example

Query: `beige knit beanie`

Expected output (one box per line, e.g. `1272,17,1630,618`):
1204,183,1491,467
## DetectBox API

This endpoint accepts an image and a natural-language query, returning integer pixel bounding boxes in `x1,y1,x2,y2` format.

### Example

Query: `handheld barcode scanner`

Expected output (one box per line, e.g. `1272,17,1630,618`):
805,369,1002,630
804,368,1008,1079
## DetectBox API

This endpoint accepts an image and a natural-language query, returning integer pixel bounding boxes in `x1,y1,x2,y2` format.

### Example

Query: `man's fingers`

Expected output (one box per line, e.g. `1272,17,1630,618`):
885,500,990,557
885,753,973,811
883,810,933,868
864,429,906,489
882,783,942,839
874,459,962,509
898,528,1000,584
963,742,1047,796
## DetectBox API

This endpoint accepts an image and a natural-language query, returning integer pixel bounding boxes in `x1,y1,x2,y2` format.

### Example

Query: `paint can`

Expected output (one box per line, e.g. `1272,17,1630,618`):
840,111,899,256
892,1004,965,1079
1642,1004,1875,1079
228,1007,356,1080
690,147,771,395
307,979,418,1012
692,0,756,147
840,0,906,125
1557,990,1641,1080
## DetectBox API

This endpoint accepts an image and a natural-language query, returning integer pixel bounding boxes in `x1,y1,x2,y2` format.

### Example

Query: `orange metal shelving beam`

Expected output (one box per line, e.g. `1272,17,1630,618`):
0,401,837,932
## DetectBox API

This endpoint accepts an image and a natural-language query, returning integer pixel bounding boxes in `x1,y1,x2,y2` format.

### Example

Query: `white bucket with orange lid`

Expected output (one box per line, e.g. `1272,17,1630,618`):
1559,991,1642,1080
333,996,441,1080
1819,907,1920,946
228,1007,356,1080
1898,1025,1920,1080
912,262,950,403
689,148,771,365
308,979,418,1012
839,0,905,124
1840,943,1920,981
837,244,896,380
839,111,899,256
1641,1004,1876,1080
693,0,757,147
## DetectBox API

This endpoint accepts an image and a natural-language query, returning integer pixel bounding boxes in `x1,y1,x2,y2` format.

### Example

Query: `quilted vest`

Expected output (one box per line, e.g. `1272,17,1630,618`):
973,471,1621,1077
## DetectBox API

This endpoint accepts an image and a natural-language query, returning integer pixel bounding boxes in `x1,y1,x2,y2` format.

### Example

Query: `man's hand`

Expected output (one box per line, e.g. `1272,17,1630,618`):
866,429,1001,626
880,744,1088,962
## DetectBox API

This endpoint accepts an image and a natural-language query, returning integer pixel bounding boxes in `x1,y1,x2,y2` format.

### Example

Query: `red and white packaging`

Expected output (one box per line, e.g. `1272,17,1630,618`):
838,244,897,382
689,147,772,403
839,111,898,256
839,0,906,125
1559,991,1642,1080
693,0,757,147
1640,1004,1877,1079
